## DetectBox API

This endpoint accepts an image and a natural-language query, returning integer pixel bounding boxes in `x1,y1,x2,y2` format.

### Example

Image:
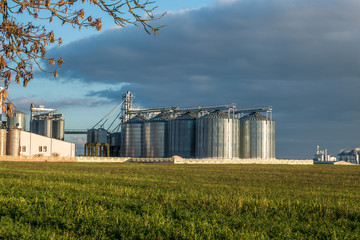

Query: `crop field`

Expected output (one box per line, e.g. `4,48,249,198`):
0,162,359,239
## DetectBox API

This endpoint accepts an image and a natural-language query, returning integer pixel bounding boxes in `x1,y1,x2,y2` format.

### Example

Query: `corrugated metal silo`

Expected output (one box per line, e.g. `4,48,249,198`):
240,112,275,159
87,129,96,143
52,119,65,140
0,129,6,156
196,110,240,158
30,120,39,133
94,128,108,143
109,132,121,157
6,128,20,156
143,113,171,158
121,115,146,157
7,109,27,130
169,112,196,158
38,118,53,138
110,132,121,147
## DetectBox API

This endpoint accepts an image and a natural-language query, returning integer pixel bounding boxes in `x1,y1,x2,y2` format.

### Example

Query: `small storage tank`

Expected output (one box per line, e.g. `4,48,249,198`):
38,118,52,138
143,113,171,158
240,112,275,159
121,115,146,157
109,132,121,157
87,129,96,143
196,110,240,158
6,128,20,156
7,109,27,130
110,132,121,147
94,128,108,143
52,119,65,140
0,128,6,156
169,112,196,158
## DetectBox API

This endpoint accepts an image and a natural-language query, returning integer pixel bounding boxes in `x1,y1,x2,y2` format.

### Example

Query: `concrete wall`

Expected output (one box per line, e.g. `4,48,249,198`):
173,157,314,165
0,155,76,162
77,157,313,165
131,158,174,163
77,157,130,162
0,153,314,165
78,157,313,164
20,131,75,157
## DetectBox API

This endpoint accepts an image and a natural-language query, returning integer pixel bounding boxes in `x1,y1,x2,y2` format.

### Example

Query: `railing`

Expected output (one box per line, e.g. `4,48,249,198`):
64,129,88,134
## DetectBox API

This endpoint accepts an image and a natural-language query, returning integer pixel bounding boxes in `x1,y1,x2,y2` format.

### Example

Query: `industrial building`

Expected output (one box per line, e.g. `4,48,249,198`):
0,104,75,158
338,148,360,164
85,91,276,160
313,146,336,162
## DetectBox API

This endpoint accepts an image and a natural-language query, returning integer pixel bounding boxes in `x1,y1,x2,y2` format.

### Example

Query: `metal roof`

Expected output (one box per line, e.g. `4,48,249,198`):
200,110,230,119
14,109,26,115
240,112,270,121
148,113,171,122
125,114,147,124
338,149,360,156
174,112,197,120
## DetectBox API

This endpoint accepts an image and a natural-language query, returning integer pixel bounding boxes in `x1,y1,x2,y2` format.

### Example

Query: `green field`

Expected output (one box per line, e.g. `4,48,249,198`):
0,162,359,239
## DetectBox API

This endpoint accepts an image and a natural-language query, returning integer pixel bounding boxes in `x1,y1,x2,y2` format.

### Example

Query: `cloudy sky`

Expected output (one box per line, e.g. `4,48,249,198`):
8,0,360,158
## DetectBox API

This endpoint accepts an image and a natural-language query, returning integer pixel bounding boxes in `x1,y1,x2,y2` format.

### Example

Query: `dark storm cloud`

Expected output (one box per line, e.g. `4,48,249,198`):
49,0,360,158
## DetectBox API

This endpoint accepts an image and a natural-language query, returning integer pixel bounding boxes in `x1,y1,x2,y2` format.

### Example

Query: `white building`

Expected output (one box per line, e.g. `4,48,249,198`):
20,131,75,157
313,145,336,161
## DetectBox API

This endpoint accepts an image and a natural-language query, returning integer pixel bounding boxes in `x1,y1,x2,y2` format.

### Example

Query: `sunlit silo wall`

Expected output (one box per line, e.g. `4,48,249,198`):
196,110,240,158
52,119,65,140
121,115,146,157
38,118,53,138
7,109,27,130
240,112,275,159
169,112,196,158
6,128,20,156
0,129,6,156
143,113,170,158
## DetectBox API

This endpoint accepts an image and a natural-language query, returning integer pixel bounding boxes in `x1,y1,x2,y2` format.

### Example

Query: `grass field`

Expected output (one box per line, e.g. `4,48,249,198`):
0,162,359,239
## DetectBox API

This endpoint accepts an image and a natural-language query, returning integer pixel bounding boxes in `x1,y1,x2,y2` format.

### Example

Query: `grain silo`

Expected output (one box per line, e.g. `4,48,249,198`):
38,118,52,138
30,120,39,134
0,128,6,156
7,109,27,130
110,132,122,147
87,129,96,143
52,119,65,140
109,132,121,157
121,115,147,157
168,112,196,158
94,128,108,143
6,128,20,156
143,113,171,158
196,110,240,158
240,112,275,159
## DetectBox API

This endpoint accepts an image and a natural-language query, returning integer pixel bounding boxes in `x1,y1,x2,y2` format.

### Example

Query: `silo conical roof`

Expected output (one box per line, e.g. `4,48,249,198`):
240,112,269,121
126,114,147,124
14,109,26,115
200,110,229,119
148,113,171,122
175,112,197,120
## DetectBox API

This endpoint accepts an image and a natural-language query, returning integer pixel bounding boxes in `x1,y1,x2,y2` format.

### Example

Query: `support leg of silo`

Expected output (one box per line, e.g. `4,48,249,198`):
91,143,95,156
95,143,101,157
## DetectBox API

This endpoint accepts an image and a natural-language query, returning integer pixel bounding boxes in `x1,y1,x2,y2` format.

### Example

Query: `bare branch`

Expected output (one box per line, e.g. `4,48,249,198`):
0,0,164,114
